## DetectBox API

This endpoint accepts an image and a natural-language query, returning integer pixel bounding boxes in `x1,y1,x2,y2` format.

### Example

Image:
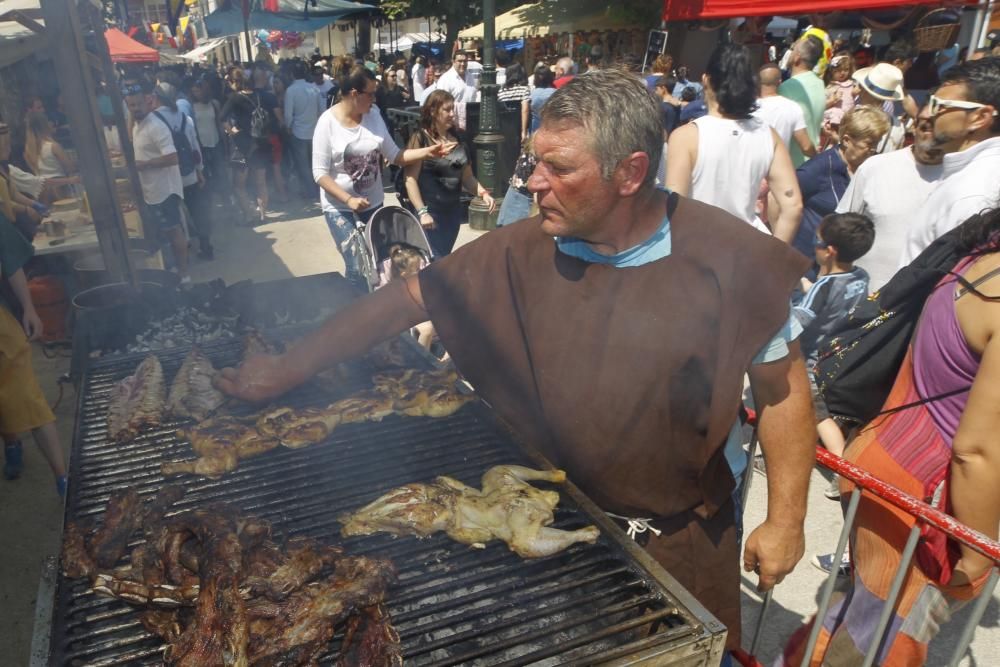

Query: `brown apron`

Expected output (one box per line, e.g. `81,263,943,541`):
419,194,808,648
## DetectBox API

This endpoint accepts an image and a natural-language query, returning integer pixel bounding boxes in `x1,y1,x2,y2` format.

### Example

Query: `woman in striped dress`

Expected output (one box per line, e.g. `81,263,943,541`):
779,206,1000,666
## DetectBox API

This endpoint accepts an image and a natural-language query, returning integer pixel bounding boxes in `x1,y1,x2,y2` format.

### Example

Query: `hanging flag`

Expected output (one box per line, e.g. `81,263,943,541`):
164,0,185,34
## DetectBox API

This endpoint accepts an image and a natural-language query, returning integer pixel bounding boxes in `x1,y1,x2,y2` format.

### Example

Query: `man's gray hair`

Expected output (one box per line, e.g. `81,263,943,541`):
540,68,663,189
556,56,577,76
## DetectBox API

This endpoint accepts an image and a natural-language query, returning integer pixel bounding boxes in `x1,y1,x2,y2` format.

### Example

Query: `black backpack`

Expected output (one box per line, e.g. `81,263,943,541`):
814,215,987,426
152,110,196,178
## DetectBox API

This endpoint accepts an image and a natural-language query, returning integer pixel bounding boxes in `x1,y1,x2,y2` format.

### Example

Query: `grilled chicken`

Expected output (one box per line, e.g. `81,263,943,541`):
161,416,280,479
255,406,341,449
337,604,402,667
107,355,166,442
167,348,225,421
341,465,601,558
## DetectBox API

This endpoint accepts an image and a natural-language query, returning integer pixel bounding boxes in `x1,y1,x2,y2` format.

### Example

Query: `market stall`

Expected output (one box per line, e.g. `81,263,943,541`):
104,27,159,63
458,1,644,67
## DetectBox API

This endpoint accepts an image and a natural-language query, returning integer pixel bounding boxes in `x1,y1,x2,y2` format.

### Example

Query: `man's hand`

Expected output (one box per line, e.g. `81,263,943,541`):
22,307,43,341
214,354,298,403
428,141,458,158
743,520,806,592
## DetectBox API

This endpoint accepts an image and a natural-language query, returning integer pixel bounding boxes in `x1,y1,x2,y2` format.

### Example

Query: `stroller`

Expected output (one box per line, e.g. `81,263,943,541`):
359,205,434,293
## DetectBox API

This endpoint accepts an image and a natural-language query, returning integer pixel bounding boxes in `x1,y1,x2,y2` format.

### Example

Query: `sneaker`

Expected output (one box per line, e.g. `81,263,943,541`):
812,552,851,577
825,475,842,501
752,454,767,476
3,441,24,480
56,475,68,499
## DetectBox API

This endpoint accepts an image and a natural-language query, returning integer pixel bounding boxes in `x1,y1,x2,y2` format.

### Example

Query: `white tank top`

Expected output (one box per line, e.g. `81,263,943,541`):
37,141,66,179
689,115,774,228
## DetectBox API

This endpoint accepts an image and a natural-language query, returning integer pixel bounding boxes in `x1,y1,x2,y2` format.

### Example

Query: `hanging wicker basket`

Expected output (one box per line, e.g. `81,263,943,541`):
913,8,961,52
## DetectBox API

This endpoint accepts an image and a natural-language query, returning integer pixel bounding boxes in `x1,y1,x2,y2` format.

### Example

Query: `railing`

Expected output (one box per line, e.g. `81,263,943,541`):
734,434,1000,667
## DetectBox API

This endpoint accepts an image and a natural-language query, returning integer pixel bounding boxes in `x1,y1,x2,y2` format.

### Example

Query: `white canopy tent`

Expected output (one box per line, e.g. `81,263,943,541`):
0,0,45,69
373,31,444,53
181,36,230,62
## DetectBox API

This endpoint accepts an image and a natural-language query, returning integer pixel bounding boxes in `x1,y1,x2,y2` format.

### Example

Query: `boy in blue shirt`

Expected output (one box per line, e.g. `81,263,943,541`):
793,212,874,476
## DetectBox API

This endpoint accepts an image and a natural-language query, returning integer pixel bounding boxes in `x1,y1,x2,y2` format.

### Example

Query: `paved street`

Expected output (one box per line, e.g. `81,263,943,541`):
1,196,997,666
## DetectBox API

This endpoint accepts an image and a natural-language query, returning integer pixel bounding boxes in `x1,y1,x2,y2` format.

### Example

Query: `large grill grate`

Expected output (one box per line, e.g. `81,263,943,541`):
51,332,725,666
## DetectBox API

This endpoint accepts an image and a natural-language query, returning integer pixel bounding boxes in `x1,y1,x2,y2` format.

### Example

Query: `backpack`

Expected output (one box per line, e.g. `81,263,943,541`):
250,93,271,139
814,215,984,426
152,110,196,178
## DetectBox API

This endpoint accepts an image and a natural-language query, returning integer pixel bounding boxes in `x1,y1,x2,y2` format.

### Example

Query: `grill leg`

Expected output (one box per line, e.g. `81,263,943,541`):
947,567,1000,667
741,428,758,511
749,589,774,658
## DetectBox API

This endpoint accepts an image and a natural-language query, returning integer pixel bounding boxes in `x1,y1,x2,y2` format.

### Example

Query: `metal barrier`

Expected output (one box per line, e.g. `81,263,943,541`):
735,439,1000,667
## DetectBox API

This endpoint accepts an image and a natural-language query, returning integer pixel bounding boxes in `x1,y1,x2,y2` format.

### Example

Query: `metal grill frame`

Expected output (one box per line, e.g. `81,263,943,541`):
45,327,727,666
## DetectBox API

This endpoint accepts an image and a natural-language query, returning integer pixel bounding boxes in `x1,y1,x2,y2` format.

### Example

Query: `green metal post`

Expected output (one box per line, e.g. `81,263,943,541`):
468,0,502,230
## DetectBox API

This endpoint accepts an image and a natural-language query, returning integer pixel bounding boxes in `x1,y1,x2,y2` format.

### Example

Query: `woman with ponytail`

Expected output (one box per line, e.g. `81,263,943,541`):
666,43,803,244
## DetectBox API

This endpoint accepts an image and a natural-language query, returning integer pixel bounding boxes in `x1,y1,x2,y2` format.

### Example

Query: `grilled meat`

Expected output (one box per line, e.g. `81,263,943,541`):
107,355,166,442
246,556,397,665
90,487,143,568
64,492,398,666
167,348,225,421
245,537,343,601
333,394,397,424
341,465,601,558
255,406,340,449
337,604,402,667
60,521,96,579
139,609,185,642
162,416,280,479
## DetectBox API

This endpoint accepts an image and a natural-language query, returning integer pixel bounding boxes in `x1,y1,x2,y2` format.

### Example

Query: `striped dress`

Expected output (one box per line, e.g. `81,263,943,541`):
778,255,993,666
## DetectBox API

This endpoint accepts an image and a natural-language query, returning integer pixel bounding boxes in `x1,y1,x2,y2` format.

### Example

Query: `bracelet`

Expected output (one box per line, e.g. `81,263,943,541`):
417,207,429,216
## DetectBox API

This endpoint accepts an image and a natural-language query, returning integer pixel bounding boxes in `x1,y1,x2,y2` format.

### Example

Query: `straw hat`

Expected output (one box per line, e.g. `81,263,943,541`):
852,63,904,102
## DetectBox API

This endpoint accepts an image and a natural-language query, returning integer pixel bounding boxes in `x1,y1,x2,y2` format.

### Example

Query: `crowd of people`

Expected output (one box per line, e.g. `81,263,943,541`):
2,19,1000,667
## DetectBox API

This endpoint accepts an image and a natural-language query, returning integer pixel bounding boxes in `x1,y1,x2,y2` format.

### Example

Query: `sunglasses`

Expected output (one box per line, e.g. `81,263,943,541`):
120,83,145,96
928,94,998,118
814,235,829,249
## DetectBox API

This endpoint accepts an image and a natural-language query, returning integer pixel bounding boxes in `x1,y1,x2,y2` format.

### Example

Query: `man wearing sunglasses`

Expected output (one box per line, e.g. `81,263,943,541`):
835,106,944,291
901,57,1000,265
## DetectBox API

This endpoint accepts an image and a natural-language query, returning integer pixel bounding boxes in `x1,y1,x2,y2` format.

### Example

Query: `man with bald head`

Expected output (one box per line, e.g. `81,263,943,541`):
754,63,816,158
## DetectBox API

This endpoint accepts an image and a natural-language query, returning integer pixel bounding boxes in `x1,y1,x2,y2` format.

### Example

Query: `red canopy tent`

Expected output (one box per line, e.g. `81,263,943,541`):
662,0,973,21
104,27,160,63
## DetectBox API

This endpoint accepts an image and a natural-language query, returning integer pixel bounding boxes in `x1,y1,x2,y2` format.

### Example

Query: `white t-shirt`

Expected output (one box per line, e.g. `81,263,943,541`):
900,136,1000,265
753,95,806,150
437,67,469,103
192,101,221,148
689,115,774,229
411,63,427,100
154,107,202,188
311,106,400,214
132,112,183,205
836,147,943,291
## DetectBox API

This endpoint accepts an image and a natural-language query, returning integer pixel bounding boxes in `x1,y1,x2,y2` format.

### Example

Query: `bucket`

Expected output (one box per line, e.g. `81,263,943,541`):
28,276,69,342
72,282,178,353
73,249,151,291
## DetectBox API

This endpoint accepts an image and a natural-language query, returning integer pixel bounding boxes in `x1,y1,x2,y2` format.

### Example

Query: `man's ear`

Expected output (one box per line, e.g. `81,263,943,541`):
968,105,997,134
614,151,650,197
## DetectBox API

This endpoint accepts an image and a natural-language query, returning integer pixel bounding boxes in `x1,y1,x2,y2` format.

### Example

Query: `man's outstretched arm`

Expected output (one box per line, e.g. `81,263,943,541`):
215,276,427,402
743,339,816,591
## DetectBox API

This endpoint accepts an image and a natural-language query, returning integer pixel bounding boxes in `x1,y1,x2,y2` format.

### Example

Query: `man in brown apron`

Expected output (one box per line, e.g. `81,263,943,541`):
218,69,816,653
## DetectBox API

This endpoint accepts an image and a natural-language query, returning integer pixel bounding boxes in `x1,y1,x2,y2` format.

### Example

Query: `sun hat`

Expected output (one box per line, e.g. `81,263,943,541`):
852,63,904,102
